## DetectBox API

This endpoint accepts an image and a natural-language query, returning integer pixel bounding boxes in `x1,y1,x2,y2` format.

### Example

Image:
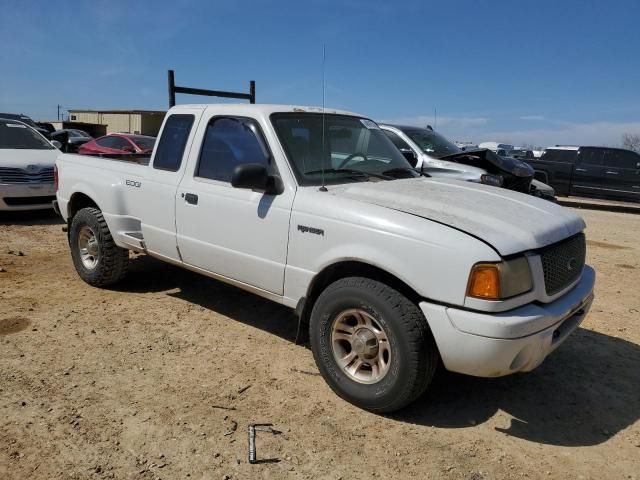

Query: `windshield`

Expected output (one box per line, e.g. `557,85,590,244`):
272,113,419,186
0,120,54,150
69,129,91,138
130,136,155,150
402,128,461,158
509,149,531,158
0,113,37,128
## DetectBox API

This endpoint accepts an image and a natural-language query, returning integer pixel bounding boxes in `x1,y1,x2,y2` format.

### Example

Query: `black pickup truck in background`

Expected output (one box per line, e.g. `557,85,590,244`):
526,146,640,203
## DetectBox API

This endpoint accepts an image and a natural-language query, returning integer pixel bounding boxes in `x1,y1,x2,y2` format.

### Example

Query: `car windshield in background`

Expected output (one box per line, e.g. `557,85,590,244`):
0,120,54,150
69,129,91,138
131,136,155,150
272,113,419,186
0,113,37,128
509,149,531,159
403,128,461,158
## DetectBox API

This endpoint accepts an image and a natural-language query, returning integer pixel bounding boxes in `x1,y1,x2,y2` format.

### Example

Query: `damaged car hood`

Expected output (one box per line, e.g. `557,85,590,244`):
440,148,534,178
330,177,585,255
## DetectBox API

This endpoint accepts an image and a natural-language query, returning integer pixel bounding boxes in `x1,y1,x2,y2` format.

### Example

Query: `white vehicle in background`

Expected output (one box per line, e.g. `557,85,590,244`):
478,142,515,157
0,118,61,211
55,103,594,412
380,124,555,200
455,141,478,150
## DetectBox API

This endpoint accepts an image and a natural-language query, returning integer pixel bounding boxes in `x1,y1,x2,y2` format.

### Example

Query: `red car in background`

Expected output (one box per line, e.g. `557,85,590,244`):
78,133,156,155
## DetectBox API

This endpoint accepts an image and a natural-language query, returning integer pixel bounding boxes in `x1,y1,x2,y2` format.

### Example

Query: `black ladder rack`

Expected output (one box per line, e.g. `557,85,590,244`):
167,69,255,107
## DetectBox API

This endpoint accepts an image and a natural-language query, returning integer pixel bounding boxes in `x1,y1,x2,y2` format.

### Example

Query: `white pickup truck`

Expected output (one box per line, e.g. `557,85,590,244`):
55,104,595,412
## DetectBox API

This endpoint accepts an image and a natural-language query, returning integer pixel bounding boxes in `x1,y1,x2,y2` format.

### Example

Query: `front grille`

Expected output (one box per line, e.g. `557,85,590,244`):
539,233,586,295
3,195,56,206
0,167,54,184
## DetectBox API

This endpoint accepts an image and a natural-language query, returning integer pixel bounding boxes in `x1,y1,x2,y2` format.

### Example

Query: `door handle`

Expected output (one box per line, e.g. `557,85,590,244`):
184,193,199,205
605,171,619,175
574,168,587,172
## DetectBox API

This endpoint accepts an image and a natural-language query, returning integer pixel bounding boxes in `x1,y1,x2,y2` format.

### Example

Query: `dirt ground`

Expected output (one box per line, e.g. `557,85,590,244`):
1,206,639,480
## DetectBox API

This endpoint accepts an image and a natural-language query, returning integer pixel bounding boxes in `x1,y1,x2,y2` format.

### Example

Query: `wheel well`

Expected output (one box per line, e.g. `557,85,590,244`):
67,193,99,219
296,261,422,340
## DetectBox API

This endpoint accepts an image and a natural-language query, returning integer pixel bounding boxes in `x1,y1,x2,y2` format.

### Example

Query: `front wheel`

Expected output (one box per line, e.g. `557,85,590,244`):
69,207,129,287
309,277,439,413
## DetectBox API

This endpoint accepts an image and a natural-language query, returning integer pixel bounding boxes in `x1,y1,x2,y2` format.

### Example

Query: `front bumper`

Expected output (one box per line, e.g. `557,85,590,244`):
420,266,595,377
0,182,56,211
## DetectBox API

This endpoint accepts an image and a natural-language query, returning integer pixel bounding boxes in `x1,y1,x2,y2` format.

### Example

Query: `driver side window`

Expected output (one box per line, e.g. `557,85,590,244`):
196,117,271,183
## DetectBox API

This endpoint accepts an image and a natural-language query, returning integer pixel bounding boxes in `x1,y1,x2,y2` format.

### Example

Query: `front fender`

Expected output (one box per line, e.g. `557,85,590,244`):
285,196,499,307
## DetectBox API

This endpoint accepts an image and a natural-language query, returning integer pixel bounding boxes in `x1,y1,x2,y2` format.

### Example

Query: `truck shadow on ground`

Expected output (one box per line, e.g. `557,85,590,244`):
394,327,640,447
114,254,299,342
115,255,640,448
0,210,63,226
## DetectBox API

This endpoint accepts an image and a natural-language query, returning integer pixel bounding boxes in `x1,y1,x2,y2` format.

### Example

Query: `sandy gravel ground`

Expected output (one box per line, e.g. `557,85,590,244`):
1,207,639,480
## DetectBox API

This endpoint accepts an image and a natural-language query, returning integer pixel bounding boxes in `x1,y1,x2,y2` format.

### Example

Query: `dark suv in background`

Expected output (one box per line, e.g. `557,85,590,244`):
527,146,640,203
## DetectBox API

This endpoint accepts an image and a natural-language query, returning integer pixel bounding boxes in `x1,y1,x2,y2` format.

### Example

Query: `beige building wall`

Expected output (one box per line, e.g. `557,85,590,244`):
69,112,140,134
68,111,165,136
141,114,165,136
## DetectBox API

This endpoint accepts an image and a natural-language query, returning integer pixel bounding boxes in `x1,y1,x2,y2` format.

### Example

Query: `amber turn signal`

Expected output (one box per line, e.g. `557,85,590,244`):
467,264,500,300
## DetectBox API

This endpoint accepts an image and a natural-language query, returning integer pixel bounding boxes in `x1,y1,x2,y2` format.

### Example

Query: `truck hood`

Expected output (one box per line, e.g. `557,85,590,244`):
330,177,585,255
0,148,58,169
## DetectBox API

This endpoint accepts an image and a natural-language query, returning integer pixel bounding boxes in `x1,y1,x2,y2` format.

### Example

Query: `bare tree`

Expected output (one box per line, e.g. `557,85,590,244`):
621,133,640,152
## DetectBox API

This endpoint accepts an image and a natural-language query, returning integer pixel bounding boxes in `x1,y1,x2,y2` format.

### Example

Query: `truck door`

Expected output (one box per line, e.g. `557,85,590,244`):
572,147,604,196
139,111,200,261
601,149,640,201
175,115,293,295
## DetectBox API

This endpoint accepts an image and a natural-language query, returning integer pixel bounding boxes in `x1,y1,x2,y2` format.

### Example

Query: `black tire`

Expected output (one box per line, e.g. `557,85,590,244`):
309,277,439,413
69,207,129,287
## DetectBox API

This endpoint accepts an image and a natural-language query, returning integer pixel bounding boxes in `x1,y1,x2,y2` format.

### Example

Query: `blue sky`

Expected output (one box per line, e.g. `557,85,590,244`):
1,0,639,147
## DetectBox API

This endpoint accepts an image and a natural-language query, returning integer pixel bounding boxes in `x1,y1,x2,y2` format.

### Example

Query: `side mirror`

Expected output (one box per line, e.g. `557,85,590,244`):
121,145,135,153
51,140,62,149
232,163,282,194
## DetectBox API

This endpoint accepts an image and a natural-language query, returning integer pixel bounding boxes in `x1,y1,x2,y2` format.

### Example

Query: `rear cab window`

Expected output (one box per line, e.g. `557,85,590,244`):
153,114,195,171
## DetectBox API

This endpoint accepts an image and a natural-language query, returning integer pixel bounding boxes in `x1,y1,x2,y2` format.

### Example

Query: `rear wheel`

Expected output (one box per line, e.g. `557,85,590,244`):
69,207,129,287
309,277,439,413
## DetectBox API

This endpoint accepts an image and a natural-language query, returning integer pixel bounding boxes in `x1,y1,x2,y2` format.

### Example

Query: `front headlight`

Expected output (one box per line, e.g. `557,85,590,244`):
480,173,504,187
467,257,532,300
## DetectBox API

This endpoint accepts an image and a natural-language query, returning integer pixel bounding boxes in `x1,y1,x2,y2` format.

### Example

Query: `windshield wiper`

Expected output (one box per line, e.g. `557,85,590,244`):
303,168,391,180
382,167,427,178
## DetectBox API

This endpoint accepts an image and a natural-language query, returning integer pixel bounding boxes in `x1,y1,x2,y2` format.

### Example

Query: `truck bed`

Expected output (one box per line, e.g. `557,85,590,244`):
69,152,151,166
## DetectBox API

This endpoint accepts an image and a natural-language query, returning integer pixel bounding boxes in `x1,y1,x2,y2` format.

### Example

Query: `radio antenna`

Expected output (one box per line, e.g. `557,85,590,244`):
319,44,328,192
